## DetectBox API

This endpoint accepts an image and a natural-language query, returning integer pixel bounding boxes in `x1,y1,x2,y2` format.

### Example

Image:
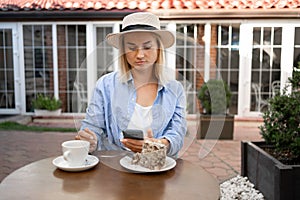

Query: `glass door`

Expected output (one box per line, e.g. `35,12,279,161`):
0,24,20,114
250,27,282,113
238,23,294,117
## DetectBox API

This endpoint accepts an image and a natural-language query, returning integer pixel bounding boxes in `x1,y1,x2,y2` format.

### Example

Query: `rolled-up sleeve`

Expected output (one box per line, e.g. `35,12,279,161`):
81,79,107,150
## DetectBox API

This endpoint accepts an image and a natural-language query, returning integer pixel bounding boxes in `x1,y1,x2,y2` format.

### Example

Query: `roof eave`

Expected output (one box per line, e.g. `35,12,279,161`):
1,9,300,21
0,9,140,21
149,9,300,19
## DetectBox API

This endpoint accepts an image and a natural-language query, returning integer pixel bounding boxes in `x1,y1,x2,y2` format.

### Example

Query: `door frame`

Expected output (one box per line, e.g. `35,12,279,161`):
0,23,21,114
238,21,295,117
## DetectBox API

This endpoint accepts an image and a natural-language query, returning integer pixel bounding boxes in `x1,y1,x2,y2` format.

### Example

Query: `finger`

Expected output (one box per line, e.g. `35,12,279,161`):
126,138,144,146
78,130,95,140
89,144,97,152
145,137,156,142
84,128,97,140
146,129,153,138
84,128,97,138
121,139,143,152
75,135,81,140
126,144,142,153
132,146,142,152
84,128,95,136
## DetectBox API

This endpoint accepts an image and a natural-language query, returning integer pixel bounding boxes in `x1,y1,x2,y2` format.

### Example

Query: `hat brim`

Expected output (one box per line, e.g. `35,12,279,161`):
106,30,175,49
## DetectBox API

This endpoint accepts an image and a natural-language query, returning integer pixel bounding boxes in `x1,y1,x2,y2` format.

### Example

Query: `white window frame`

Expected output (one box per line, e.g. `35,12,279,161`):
4,19,298,117
90,22,119,102
238,20,298,117
0,23,21,114
20,21,89,114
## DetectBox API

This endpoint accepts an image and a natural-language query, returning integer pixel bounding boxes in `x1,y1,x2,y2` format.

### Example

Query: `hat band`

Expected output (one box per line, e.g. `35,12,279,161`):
121,24,158,32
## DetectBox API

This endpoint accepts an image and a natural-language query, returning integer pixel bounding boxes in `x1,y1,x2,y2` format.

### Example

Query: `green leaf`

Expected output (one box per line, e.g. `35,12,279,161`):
32,94,62,111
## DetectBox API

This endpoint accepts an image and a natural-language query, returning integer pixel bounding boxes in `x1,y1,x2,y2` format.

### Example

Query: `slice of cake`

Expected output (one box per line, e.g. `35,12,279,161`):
131,140,167,170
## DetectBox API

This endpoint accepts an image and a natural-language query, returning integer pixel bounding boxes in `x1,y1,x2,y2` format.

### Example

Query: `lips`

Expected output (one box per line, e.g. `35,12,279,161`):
135,61,146,65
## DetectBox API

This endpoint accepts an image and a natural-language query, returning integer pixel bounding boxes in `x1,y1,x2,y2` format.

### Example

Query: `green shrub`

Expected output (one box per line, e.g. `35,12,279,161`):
32,94,62,111
197,79,232,114
260,69,300,158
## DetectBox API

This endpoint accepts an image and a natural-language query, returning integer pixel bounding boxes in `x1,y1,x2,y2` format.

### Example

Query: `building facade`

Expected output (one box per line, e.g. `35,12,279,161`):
0,1,299,117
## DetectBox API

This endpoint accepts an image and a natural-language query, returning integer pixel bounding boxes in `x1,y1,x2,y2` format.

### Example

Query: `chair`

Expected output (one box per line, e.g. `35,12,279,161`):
271,80,280,97
251,83,269,111
73,82,88,112
179,80,193,114
0,83,13,108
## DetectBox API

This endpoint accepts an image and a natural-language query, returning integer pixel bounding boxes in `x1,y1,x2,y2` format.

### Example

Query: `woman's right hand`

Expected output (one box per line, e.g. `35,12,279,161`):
75,128,97,153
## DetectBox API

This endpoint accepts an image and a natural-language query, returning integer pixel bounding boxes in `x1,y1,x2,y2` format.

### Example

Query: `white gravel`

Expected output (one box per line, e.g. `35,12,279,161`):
220,175,264,200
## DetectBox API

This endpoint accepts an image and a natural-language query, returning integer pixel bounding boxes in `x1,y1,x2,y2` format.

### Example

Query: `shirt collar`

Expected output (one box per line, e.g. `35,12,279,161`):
125,71,168,92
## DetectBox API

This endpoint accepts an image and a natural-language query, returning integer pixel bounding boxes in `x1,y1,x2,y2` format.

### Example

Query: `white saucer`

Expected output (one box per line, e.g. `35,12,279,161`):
52,155,99,172
120,156,176,173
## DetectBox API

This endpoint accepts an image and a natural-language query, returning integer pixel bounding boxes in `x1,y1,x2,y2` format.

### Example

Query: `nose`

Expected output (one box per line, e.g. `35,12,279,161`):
136,48,145,58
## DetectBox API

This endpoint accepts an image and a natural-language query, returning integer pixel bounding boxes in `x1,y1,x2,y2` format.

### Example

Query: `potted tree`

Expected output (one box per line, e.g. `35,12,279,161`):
32,94,62,116
241,67,300,200
197,79,234,139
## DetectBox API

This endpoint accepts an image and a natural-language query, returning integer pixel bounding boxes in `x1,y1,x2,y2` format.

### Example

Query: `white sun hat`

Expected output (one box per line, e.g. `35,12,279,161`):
106,12,175,49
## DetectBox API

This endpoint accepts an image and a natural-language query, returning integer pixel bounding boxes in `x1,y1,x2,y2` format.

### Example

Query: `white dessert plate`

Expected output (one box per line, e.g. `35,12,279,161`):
119,156,176,173
52,155,99,172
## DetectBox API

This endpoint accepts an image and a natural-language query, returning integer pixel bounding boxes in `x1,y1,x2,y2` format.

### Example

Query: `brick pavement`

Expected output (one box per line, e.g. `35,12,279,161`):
0,131,75,182
0,116,263,183
181,120,263,183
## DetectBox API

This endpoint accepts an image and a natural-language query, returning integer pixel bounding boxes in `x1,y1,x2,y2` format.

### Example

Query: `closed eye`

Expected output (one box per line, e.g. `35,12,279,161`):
126,41,153,51
143,44,152,50
128,46,137,51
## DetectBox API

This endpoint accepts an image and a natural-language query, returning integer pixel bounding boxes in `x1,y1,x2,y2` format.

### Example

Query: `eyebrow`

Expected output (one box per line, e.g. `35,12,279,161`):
126,41,152,46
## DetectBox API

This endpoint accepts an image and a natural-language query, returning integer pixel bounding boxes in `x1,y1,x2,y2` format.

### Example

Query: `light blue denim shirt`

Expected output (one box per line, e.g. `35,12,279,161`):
81,71,187,157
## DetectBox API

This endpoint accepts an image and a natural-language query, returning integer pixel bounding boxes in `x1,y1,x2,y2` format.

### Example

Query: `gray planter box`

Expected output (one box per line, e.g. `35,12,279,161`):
241,141,300,200
34,108,62,116
197,115,234,139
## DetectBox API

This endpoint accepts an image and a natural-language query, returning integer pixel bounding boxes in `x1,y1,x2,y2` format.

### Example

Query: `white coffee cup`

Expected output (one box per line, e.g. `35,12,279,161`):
62,140,90,166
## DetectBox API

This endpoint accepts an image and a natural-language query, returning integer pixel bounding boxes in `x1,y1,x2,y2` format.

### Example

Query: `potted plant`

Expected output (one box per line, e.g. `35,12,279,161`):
32,94,62,116
197,79,234,139
241,67,300,200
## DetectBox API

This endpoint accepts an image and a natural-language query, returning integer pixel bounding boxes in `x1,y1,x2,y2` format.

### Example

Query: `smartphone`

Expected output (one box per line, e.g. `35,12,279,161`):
122,129,144,140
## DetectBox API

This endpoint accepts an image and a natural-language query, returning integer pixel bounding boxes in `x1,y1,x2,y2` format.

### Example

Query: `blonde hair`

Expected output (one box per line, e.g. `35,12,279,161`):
118,33,167,84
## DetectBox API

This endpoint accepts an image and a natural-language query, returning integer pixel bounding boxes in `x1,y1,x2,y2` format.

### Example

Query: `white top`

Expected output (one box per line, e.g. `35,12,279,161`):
127,103,153,137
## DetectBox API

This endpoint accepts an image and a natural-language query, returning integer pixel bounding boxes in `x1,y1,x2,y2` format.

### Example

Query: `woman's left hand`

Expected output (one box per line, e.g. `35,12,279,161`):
145,129,170,148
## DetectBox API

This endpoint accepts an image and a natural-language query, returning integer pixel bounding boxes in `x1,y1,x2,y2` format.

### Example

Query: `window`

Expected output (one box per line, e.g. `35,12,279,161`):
250,27,282,112
175,23,241,115
96,27,113,77
176,24,205,114
57,25,86,112
212,24,240,114
0,29,15,109
294,27,300,68
23,25,53,112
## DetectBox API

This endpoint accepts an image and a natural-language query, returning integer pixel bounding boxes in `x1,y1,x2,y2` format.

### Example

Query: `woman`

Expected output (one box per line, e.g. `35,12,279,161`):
76,12,186,157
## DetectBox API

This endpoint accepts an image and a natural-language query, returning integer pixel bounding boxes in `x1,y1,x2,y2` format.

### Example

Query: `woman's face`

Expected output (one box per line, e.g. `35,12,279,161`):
123,32,159,70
